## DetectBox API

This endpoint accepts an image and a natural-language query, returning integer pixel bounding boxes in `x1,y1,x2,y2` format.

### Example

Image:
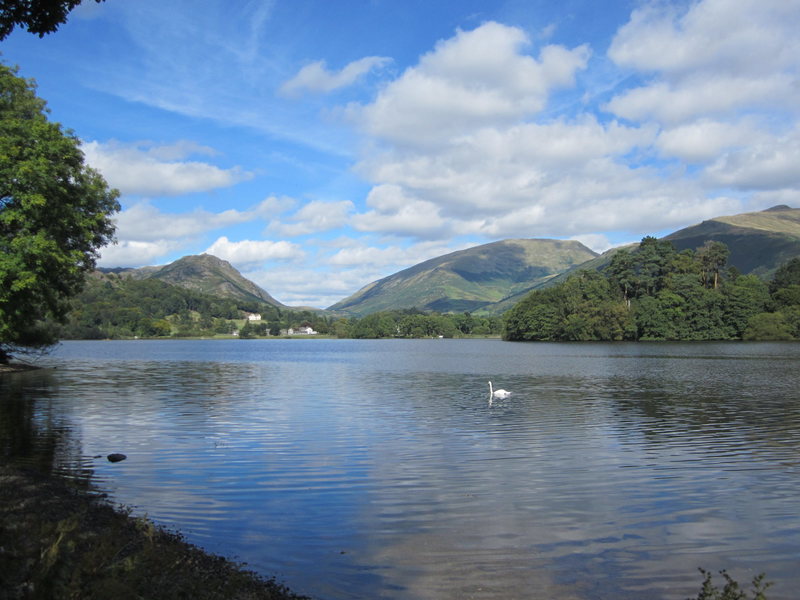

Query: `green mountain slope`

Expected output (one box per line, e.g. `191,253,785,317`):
114,254,285,307
327,239,598,316
533,206,800,292
664,205,800,277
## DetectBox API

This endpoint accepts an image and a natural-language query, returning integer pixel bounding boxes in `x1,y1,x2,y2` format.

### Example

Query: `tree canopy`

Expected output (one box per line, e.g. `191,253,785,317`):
0,63,119,362
504,238,800,342
0,0,105,40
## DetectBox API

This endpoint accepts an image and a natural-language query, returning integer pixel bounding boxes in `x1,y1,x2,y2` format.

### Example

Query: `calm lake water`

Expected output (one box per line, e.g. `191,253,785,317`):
2,339,799,599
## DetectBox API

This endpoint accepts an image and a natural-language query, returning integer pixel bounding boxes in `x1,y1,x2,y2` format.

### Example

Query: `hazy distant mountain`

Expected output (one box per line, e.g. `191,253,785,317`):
664,205,800,277
327,239,598,316
105,254,285,307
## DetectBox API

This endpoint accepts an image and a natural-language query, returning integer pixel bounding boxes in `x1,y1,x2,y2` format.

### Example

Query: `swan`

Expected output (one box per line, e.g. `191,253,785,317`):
488,381,511,401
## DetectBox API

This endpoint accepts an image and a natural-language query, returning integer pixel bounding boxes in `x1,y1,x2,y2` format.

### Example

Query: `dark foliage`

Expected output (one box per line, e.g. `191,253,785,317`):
504,238,799,342
0,0,105,40
0,63,119,362
331,309,503,339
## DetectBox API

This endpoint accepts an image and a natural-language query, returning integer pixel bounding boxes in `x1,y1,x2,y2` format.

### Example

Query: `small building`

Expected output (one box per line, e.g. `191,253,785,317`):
285,326,318,335
247,313,262,321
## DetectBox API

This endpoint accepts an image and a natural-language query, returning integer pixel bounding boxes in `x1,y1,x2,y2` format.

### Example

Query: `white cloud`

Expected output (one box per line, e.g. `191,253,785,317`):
606,0,800,124
351,185,455,239
343,8,798,249
355,22,590,146
82,140,254,196
609,0,799,77
280,56,391,96
705,129,800,190
605,75,796,125
270,199,354,236
324,238,471,270
245,264,373,308
98,197,297,269
112,197,293,243
656,119,764,163
357,117,655,219
98,240,184,268
204,236,305,268
569,234,613,254
114,201,252,241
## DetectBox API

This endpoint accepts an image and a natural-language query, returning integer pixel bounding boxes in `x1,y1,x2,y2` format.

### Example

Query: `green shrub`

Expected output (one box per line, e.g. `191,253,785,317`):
688,568,771,600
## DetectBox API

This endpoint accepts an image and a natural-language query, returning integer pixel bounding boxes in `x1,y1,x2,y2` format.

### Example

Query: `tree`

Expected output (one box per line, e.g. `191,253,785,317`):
697,241,730,289
743,313,794,341
0,0,105,40
606,249,636,306
0,64,119,362
769,257,800,294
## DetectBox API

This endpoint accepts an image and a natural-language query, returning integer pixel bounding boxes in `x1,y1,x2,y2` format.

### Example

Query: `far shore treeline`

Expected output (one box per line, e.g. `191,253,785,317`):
51,273,504,340
50,237,800,343
504,237,800,342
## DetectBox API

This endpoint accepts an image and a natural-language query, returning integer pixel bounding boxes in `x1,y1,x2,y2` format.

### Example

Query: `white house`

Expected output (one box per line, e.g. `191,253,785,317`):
287,326,318,335
247,313,262,321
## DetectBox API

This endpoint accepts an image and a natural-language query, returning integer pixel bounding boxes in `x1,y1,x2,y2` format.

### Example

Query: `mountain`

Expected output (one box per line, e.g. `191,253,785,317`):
105,254,285,307
526,205,800,291
327,239,598,316
664,205,800,278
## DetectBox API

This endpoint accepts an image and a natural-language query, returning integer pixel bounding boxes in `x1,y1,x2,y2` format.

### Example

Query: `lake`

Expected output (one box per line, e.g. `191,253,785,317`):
2,339,799,599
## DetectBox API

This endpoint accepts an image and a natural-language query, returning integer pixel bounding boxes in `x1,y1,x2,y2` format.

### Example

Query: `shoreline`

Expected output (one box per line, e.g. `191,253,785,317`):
0,363,41,374
0,464,310,599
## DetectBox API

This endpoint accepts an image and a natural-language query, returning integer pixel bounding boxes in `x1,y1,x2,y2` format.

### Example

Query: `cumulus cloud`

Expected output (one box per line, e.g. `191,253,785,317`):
112,197,293,242
342,8,800,248
98,240,185,268
606,0,800,123
609,0,799,77
325,239,472,273
204,236,305,268
357,117,656,219
605,75,796,125
113,201,251,241
82,140,254,196
245,263,381,308
656,119,764,163
351,185,457,239
280,56,391,96
356,22,590,146
347,21,720,243
705,128,800,190
98,197,297,268
270,199,354,236
570,234,615,254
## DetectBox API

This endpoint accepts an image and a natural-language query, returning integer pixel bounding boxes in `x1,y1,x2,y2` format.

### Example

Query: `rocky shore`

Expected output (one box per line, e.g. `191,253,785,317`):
0,464,310,600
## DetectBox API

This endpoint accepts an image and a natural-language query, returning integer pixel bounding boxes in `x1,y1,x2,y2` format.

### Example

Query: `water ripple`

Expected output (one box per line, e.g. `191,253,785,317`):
2,339,799,599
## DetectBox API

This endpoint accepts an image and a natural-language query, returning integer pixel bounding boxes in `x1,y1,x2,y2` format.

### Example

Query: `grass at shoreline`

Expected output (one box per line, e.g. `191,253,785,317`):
0,464,310,600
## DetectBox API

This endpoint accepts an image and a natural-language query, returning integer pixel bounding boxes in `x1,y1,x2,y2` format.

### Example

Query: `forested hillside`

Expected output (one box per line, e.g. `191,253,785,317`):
57,273,297,339
54,272,502,340
504,237,800,341
111,254,285,306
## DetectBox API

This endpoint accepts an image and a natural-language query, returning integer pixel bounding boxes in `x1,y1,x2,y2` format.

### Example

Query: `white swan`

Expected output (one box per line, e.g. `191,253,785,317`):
488,381,512,401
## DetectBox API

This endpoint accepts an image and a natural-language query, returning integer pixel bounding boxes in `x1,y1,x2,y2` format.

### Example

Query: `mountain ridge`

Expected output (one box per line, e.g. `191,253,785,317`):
327,238,598,316
101,254,285,308
97,205,800,316
664,205,800,277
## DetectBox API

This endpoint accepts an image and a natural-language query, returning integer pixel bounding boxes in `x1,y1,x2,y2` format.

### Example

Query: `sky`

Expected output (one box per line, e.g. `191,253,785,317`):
3,0,799,308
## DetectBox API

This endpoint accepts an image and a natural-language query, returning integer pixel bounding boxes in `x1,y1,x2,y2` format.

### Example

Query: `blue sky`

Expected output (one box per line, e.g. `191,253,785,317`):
3,0,799,308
